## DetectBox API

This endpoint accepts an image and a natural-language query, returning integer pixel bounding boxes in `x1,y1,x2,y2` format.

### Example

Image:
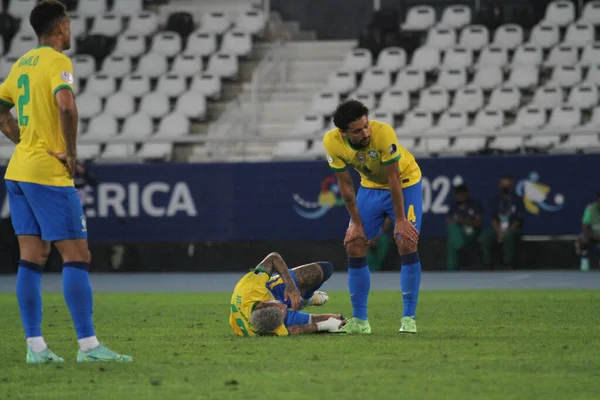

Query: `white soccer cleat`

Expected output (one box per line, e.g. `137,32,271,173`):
300,290,329,309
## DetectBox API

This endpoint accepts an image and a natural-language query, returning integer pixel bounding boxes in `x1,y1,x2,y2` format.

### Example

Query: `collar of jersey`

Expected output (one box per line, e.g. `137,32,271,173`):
34,45,52,49
345,137,362,151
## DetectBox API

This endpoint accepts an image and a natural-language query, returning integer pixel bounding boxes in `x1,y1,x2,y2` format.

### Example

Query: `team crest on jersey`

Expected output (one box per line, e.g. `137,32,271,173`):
389,143,397,155
355,152,366,163
368,150,378,159
61,71,74,84
326,154,333,163
80,215,87,232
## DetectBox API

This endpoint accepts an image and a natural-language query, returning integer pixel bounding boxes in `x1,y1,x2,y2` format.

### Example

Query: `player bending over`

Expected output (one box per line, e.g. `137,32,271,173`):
230,252,346,336
323,99,423,335
0,1,131,363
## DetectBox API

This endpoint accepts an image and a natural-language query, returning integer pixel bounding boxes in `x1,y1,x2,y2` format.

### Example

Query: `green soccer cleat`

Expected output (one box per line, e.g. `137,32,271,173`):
77,344,133,363
330,317,371,334
399,316,417,334
26,346,64,364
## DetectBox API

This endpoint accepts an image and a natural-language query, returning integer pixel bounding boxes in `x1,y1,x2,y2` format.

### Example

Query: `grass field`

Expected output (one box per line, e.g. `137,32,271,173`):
0,290,599,400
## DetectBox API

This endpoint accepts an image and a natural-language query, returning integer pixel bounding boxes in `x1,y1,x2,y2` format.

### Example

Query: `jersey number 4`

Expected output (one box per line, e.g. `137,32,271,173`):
17,74,30,126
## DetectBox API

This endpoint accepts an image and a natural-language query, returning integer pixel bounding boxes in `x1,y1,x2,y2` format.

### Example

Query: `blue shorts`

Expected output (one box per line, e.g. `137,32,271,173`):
355,180,423,240
5,180,88,242
266,270,310,327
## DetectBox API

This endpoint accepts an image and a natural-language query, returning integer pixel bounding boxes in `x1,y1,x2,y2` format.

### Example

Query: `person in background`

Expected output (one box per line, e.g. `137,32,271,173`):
578,191,600,271
367,217,393,271
479,176,525,270
446,184,483,271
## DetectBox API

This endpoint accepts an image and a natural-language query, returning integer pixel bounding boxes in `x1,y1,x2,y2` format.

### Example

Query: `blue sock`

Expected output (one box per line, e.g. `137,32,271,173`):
302,261,333,300
400,252,421,318
63,263,95,339
16,260,44,338
348,257,370,320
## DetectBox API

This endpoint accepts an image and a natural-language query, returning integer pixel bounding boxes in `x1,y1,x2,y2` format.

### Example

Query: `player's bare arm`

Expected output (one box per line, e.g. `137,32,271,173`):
256,252,302,309
385,162,419,244
0,105,20,145
287,315,346,335
335,170,367,245
48,89,78,177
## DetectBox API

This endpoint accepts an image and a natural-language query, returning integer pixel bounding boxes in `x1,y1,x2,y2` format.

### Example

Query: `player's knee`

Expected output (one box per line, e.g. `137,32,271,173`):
316,261,333,282
345,240,367,258
20,241,51,266
396,236,418,255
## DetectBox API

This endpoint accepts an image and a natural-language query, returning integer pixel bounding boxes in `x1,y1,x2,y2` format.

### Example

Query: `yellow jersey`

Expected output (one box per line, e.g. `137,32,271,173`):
323,120,422,189
229,271,289,337
0,46,75,187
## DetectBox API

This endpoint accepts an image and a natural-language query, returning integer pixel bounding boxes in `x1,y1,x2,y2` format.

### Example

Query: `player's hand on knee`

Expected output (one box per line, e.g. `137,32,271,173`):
394,218,419,243
316,317,343,332
344,223,367,246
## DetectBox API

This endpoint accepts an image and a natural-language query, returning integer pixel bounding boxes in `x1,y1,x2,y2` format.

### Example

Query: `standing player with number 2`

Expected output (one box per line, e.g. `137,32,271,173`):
323,100,423,335
0,1,131,363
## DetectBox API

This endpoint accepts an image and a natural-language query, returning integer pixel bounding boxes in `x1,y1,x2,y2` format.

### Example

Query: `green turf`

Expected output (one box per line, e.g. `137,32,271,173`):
0,291,599,400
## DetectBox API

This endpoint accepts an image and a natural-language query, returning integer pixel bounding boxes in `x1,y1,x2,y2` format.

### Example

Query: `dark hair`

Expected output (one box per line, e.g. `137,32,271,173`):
500,175,514,182
333,99,369,131
30,0,67,38
454,184,469,194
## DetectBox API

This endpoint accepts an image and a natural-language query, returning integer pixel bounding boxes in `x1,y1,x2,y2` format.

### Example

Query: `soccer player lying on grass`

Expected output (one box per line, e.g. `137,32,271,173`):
229,252,346,336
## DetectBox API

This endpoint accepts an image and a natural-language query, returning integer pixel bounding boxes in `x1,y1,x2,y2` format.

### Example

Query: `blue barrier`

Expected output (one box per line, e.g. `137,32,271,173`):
0,154,596,243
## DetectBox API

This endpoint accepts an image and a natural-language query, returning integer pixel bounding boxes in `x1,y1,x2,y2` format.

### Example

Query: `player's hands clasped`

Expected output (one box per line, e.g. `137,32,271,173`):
47,150,76,178
284,286,302,311
344,222,368,246
395,218,419,243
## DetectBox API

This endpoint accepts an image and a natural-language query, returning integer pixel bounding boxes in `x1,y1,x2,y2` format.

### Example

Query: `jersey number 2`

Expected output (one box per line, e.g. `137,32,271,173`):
17,74,30,126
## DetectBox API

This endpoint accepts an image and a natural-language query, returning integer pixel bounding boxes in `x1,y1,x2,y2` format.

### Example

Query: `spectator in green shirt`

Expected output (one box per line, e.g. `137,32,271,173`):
579,191,600,271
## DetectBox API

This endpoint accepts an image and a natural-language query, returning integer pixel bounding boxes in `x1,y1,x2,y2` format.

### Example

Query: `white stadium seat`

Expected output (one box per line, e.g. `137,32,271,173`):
84,114,118,139
101,144,136,159
418,86,449,113
326,70,355,94
292,115,324,134
113,34,145,57
340,49,372,73
507,65,539,89
150,32,182,57
125,12,160,36
137,143,174,160
491,135,524,151
221,31,252,58
544,45,577,67
393,68,425,92
120,113,154,139
549,65,582,88
472,66,503,90
156,74,187,98
8,35,35,57
77,144,102,160
410,46,440,72
458,25,489,50
206,53,239,80
476,46,508,68
71,55,96,79
544,0,575,27
512,45,543,66
200,12,231,35
436,68,467,91
185,31,217,57
309,92,340,116
453,136,487,153
121,75,151,97
465,108,505,133
273,140,308,158
567,84,598,109
156,113,190,137
112,0,143,16
171,55,202,77
396,110,433,134
104,93,135,118
551,134,600,152
358,67,391,94
488,86,521,111
438,5,471,29
136,53,168,77
69,14,87,38
581,1,600,24
492,24,524,50
510,106,546,131
426,28,456,49
76,93,102,119
77,0,106,18
370,110,394,127
533,106,580,145
531,85,563,109
429,110,468,134
375,47,406,72
8,0,36,18
584,65,600,86
101,55,132,77
140,92,170,118
443,47,473,69
378,90,410,115
190,73,221,99
16,19,35,36
0,57,17,79
452,86,484,112
90,14,123,37
580,43,600,67
563,22,594,48
234,10,266,35
401,6,436,31
528,24,559,49
85,74,117,98
175,91,207,120
350,92,376,111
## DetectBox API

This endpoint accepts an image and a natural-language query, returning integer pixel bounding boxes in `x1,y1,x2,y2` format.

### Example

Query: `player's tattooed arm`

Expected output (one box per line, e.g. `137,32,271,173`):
0,105,20,144
287,324,319,335
335,170,362,225
256,252,302,309
310,314,344,323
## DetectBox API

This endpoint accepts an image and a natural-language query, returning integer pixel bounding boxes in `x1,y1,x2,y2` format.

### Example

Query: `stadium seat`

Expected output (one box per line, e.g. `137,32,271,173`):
101,55,132,77
77,34,113,66
85,74,117,98
84,114,118,140
8,35,35,57
151,32,183,57
124,12,160,36
71,55,96,79
396,110,433,134
292,115,324,135
155,113,190,137
121,74,151,97
272,140,308,158
76,93,102,119
101,144,136,159
544,45,577,67
190,73,222,99
548,65,582,88
410,46,440,72
77,144,102,160
512,44,543,66
436,68,467,90
171,54,202,77
429,110,468,134
507,65,539,89
528,24,559,49
551,133,600,152
165,12,196,41
417,86,449,113
476,46,508,68
567,84,598,109
438,5,471,29
156,74,187,98
350,92,376,110
306,138,326,157
458,25,489,50
0,144,13,160
8,0,36,18
412,136,448,154
375,47,406,72
185,31,217,57
377,90,409,115
120,113,154,139
563,22,594,48
401,6,436,31
137,143,174,160
140,92,170,118
492,24,524,50
505,106,546,131
358,67,391,94
206,53,239,80
112,0,143,16
340,48,372,73
543,0,575,27
136,52,168,77
580,43,600,67
426,27,456,49
490,134,524,151
532,106,580,146
577,106,600,130
472,66,503,90
0,57,17,79
452,86,484,112
392,67,425,92
175,91,207,120
234,10,266,36
104,92,135,118
325,70,355,94
309,92,339,116
531,85,563,109
580,1,600,24
584,64,600,86
221,31,252,58
488,86,521,111
15,18,35,37
113,34,146,57
77,0,106,18
371,110,394,126
90,14,123,37
200,12,232,35
464,108,505,133
443,47,473,69
452,135,488,153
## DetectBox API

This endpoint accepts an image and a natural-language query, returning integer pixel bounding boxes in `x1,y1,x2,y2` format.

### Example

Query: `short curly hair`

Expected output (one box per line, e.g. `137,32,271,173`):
333,99,369,131
250,304,284,334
